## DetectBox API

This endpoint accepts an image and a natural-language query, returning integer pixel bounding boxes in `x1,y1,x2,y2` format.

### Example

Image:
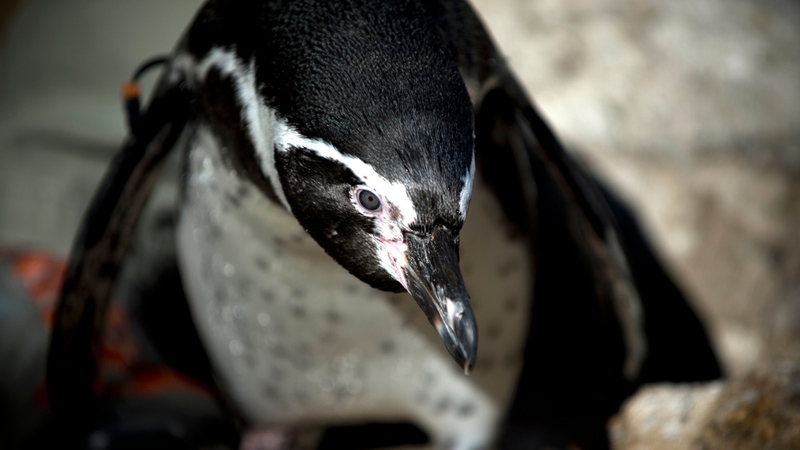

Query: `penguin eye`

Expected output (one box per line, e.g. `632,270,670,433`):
357,189,382,212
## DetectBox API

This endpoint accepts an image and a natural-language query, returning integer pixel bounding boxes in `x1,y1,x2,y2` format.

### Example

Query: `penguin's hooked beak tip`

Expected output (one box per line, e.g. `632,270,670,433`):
403,227,478,374
428,311,477,375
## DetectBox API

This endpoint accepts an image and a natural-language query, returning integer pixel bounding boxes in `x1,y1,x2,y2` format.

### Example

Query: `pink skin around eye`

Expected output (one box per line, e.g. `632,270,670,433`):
377,237,409,290
352,186,410,289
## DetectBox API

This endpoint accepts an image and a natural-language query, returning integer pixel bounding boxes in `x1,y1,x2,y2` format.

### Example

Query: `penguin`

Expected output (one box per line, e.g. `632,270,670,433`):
46,1,722,449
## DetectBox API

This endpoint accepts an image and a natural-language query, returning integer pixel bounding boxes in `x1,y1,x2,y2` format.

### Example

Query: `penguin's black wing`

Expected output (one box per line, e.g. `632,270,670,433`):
46,73,190,428
421,0,722,448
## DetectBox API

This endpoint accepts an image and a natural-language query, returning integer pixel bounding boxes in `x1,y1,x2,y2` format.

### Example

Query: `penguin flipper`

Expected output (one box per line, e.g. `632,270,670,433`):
46,73,189,424
595,180,723,383
476,81,721,448
495,77,723,385
473,80,635,449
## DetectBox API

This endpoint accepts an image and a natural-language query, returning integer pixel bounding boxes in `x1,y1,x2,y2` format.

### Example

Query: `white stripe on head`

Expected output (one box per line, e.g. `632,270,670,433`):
273,119,419,240
459,153,475,220
173,47,424,287
273,121,421,287
173,46,293,211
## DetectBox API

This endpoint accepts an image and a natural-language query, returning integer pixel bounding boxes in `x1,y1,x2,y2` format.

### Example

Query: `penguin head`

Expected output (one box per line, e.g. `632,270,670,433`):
192,0,480,371
272,105,475,278
255,23,479,371
270,103,478,373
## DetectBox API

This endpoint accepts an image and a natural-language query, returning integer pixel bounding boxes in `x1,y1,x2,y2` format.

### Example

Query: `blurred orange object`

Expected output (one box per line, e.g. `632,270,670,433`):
12,253,66,328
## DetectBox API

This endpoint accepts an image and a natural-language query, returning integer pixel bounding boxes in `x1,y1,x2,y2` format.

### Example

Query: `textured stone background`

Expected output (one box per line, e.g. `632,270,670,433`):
0,0,798,447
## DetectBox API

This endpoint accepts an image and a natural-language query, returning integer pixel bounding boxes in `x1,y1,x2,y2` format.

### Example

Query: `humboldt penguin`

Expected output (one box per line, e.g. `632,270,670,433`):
47,1,721,449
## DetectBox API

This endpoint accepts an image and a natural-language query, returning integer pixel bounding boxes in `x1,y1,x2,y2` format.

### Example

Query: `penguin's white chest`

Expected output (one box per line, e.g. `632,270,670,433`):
176,125,532,448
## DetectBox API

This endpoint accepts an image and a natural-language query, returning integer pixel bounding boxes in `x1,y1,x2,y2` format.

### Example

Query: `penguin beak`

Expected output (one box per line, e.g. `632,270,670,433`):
403,226,478,374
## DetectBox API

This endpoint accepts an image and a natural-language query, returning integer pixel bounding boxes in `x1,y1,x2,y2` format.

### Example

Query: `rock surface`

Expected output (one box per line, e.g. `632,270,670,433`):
611,365,800,449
